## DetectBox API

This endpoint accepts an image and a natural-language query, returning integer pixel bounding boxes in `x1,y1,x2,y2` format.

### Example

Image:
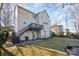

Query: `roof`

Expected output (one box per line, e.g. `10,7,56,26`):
51,24,63,28
37,10,50,18
16,5,49,18
16,5,36,14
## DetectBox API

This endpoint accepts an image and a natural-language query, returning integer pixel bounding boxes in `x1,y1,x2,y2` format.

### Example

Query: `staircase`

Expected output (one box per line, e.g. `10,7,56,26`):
18,23,43,37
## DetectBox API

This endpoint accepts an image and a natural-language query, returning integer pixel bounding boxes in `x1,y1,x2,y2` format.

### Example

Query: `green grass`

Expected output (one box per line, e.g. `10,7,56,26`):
32,37,79,52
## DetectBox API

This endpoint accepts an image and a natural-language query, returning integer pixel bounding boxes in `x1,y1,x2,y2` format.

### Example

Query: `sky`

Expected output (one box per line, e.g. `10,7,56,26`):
18,3,76,32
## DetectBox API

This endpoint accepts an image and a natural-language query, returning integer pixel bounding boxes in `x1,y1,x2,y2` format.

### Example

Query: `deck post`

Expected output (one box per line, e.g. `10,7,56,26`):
32,28,34,40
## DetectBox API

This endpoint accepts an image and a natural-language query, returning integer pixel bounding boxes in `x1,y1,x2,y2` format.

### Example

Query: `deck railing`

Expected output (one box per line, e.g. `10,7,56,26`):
18,23,43,36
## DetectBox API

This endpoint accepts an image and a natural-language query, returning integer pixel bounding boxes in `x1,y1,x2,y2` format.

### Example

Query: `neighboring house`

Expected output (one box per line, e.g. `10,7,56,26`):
13,5,51,41
64,28,70,36
51,24,64,36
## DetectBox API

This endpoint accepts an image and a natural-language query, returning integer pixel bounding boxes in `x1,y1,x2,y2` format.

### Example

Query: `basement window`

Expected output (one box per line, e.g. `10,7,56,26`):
24,21,27,24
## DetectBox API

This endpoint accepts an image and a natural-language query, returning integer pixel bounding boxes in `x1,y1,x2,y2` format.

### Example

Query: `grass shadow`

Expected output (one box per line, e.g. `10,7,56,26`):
1,46,16,56
16,46,25,56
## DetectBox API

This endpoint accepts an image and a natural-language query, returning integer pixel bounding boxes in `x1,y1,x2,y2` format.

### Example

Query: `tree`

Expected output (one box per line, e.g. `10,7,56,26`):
68,4,79,34
0,3,10,55
2,3,11,28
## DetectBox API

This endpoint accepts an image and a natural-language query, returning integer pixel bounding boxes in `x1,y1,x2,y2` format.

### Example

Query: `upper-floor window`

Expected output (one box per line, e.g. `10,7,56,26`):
41,15,45,20
32,15,36,19
41,15,43,20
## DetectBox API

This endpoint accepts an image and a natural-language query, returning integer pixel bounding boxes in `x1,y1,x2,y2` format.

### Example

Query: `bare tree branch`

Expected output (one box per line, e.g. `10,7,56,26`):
69,4,79,34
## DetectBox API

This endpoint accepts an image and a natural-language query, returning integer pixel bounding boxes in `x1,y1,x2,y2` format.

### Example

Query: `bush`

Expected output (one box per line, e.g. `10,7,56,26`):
70,33,79,39
0,29,9,46
0,31,5,46
0,28,9,56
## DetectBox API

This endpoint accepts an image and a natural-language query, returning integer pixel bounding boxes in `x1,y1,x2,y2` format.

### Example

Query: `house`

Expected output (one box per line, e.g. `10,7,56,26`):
64,28,70,36
51,24,64,36
13,5,51,41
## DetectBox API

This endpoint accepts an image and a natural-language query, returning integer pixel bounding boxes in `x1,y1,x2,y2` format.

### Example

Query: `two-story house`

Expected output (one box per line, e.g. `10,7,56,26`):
14,5,51,41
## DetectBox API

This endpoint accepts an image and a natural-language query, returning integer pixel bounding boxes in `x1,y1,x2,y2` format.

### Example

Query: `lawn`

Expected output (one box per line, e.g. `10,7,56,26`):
3,37,79,56
4,44,66,56
32,37,79,52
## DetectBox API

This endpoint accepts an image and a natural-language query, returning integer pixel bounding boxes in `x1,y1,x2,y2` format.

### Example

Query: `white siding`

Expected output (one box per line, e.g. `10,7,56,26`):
37,11,51,38
14,6,36,40
17,6,35,32
14,6,51,40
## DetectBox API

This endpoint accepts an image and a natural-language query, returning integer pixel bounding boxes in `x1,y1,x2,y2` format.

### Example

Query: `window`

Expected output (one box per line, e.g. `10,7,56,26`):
24,21,26,24
32,15,36,19
41,15,45,20
43,21,48,24
41,15,43,20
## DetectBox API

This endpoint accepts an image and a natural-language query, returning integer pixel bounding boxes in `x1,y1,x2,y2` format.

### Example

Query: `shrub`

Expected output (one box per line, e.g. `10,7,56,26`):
0,28,9,46
0,30,6,46
70,33,79,39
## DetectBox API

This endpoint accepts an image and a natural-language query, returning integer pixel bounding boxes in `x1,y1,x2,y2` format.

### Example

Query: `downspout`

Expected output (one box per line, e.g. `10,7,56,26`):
0,3,3,29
